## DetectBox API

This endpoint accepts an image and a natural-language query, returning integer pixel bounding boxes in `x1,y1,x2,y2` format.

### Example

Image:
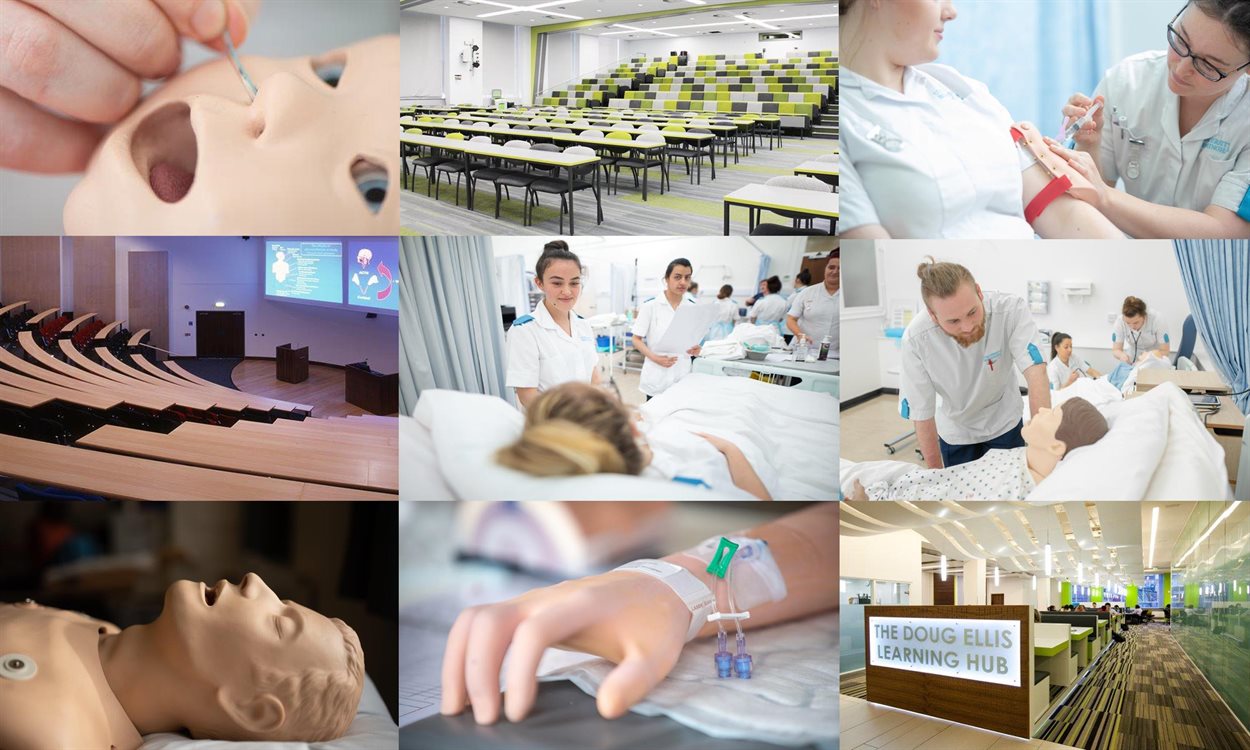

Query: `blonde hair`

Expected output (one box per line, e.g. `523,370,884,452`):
496,382,645,476
916,258,977,308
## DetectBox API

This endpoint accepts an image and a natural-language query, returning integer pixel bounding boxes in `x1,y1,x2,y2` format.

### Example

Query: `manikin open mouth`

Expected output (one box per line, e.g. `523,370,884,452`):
132,102,198,204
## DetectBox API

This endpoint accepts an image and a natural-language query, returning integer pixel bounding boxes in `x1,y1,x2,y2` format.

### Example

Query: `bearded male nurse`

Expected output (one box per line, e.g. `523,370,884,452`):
900,259,1051,469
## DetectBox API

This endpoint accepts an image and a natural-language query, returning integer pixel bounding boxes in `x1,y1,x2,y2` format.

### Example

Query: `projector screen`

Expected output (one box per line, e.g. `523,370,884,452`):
265,240,344,307
345,238,399,314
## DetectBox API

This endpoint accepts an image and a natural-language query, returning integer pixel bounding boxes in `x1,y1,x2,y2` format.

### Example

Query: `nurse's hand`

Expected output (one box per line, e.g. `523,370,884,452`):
1062,93,1104,152
651,354,679,368
441,570,689,724
1066,371,1080,386
1043,137,1110,211
0,0,260,173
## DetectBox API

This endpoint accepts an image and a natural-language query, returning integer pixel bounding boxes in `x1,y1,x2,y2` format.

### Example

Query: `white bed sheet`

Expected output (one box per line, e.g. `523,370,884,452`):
139,675,397,750
841,382,1228,501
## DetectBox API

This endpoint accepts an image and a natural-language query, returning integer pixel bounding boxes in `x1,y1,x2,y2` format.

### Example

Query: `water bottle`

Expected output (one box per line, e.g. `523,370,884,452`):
794,335,809,362
818,335,832,361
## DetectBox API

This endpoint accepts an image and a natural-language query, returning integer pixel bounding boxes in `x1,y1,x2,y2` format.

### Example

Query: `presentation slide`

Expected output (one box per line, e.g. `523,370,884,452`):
265,240,344,305
345,238,400,314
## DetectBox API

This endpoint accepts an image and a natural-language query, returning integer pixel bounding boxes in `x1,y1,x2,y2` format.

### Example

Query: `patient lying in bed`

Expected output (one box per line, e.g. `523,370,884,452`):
495,382,774,500
850,397,1109,500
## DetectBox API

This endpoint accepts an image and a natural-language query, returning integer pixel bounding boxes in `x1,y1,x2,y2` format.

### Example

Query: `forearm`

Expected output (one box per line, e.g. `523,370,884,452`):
1099,191,1250,239
1112,346,1130,364
721,446,772,501
1025,365,1051,415
915,418,943,469
785,315,802,337
666,504,836,637
632,334,656,361
515,387,538,409
838,223,891,239
1031,193,1123,238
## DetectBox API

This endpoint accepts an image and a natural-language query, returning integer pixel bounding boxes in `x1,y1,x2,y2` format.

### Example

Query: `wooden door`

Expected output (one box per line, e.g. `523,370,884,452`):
933,573,955,605
196,310,244,358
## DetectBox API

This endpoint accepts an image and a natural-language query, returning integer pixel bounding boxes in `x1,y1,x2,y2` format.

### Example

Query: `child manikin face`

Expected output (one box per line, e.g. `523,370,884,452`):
64,36,398,235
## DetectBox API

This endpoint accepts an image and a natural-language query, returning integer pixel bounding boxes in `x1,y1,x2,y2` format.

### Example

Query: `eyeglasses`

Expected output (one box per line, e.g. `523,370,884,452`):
1166,3,1250,82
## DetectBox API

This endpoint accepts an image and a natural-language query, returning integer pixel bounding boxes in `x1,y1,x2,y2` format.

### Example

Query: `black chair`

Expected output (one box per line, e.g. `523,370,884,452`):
478,140,538,220
611,133,667,200
525,146,603,234
751,224,832,236
402,128,448,196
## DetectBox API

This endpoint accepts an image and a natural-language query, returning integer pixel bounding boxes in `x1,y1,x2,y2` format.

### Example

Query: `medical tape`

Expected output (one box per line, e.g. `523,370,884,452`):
615,559,717,642
683,534,787,612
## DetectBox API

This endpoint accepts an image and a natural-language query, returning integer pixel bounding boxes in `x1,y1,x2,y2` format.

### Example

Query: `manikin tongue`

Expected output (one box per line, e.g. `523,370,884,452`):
149,162,194,203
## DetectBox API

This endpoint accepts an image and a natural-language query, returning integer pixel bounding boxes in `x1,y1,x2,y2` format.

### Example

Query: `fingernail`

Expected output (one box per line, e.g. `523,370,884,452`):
192,0,227,40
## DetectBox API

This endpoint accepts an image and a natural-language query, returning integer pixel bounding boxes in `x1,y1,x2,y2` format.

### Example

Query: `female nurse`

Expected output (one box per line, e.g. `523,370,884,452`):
506,241,602,409
1048,332,1103,391
1055,0,1250,239
838,0,1123,240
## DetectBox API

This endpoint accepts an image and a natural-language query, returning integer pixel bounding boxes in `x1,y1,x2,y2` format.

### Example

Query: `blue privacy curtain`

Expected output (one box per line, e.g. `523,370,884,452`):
1172,240,1250,414
399,236,511,414
937,0,1110,131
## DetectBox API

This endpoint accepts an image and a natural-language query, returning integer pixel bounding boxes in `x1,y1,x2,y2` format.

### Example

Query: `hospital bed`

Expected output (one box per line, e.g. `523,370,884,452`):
402,374,837,501
141,675,397,749
841,381,1233,501
692,356,838,397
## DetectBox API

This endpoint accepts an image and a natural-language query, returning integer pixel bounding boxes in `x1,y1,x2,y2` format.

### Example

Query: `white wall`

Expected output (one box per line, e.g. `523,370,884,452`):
869,239,1205,383
482,22,530,102
119,236,398,373
400,12,443,100
622,26,836,62
447,17,486,105
840,529,925,601
490,236,807,317
546,31,576,92
1105,1,1180,69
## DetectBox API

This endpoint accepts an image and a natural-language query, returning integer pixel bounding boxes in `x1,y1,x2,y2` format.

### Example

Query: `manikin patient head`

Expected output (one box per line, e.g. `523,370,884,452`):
496,382,649,477
918,259,985,348
1022,397,1110,476
143,572,364,741
64,36,398,235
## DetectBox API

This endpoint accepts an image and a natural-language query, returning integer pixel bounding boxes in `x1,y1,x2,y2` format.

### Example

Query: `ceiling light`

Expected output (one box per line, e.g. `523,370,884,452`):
1032,575,1037,591
994,566,1000,586
1148,505,1159,569
941,554,947,582
475,0,584,19
1044,543,1052,576
685,0,706,4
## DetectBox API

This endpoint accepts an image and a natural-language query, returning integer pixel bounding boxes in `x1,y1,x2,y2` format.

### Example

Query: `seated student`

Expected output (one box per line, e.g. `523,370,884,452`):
1048,331,1103,390
495,381,772,500
0,574,364,750
709,284,737,341
849,397,1109,500
748,276,789,332
1047,605,1057,612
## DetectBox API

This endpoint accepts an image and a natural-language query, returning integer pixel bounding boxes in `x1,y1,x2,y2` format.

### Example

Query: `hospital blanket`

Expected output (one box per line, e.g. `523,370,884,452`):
535,613,837,748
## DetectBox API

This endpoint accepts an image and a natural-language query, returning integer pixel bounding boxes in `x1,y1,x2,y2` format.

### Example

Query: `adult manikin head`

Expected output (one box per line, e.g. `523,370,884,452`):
106,572,364,742
1022,397,1110,477
64,36,398,235
918,259,985,348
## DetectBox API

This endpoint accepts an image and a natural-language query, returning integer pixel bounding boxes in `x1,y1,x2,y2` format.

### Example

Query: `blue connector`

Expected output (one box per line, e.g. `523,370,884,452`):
733,632,753,679
714,630,732,677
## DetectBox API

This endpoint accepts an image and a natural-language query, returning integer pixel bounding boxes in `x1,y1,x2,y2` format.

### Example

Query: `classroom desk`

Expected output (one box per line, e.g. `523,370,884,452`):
94,347,260,413
76,424,399,493
156,358,313,413
428,114,722,173
0,383,52,409
230,418,398,448
61,312,97,333
0,365,123,411
794,160,837,187
0,433,393,501
722,183,837,235
26,307,59,326
0,300,30,317
1070,626,1094,668
1033,623,1078,687
401,133,601,233
7,334,175,412
1095,619,1108,649
95,321,122,340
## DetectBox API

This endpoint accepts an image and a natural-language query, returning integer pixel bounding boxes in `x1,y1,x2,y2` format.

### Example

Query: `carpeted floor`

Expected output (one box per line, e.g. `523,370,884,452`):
840,624,1250,750
400,137,837,236
1038,623,1250,750
168,357,242,389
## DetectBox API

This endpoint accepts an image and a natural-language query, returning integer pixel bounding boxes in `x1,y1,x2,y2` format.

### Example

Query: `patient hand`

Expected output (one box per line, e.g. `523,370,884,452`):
848,479,869,501
441,571,689,724
1,0,259,173
1044,137,1110,210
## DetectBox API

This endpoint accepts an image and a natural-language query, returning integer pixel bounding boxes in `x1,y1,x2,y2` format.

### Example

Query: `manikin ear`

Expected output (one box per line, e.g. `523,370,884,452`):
217,687,287,737
1045,439,1067,460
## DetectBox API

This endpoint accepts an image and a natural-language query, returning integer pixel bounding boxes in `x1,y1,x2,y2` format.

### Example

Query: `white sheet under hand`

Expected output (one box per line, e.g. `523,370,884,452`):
534,613,836,748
